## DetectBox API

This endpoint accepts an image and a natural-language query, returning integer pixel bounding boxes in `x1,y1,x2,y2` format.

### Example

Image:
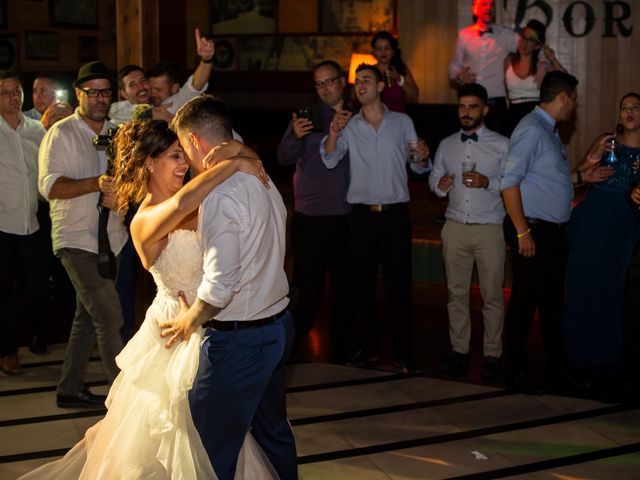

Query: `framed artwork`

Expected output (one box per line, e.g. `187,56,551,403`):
237,35,371,71
211,0,276,35
26,31,59,59
50,0,98,28
0,35,18,70
0,0,6,29
321,0,395,33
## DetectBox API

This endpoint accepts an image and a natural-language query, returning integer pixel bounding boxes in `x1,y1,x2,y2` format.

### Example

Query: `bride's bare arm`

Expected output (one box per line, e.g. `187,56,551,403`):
131,145,266,250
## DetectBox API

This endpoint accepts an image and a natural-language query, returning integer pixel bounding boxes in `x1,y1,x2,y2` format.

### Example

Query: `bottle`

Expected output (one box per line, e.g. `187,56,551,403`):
603,137,618,165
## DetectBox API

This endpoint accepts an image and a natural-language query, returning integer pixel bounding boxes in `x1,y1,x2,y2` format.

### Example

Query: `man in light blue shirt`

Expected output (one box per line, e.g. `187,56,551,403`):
429,83,508,379
321,64,429,374
500,70,578,393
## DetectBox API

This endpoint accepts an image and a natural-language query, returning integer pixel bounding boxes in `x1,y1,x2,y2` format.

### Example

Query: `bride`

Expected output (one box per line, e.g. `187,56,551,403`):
19,120,278,479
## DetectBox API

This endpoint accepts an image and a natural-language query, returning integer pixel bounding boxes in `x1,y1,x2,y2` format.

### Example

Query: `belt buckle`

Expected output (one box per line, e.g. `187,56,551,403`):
371,204,383,213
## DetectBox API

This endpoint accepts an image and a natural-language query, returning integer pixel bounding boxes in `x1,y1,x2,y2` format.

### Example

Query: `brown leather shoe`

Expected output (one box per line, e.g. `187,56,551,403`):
1,355,22,375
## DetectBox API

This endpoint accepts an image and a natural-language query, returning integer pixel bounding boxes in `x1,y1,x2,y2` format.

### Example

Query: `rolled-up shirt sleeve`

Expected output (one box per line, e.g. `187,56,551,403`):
197,192,242,308
320,131,349,169
501,126,538,191
38,127,66,199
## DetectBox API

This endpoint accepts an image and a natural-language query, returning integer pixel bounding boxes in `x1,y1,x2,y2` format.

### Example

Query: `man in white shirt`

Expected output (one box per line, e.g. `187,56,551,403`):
38,62,128,408
429,83,509,379
161,96,298,480
0,71,48,375
449,0,518,135
109,28,214,124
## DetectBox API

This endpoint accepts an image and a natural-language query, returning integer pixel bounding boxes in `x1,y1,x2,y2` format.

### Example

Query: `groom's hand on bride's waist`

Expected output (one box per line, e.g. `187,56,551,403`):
160,291,198,348
160,292,222,348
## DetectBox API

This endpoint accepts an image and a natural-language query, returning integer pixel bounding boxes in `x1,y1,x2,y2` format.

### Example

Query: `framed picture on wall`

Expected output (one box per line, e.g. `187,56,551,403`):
321,0,395,33
50,0,98,28
0,0,7,30
211,0,276,35
26,31,59,60
0,35,18,70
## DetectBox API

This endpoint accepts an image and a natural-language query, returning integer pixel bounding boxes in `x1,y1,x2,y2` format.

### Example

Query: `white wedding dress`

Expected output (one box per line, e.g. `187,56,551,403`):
19,229,277,479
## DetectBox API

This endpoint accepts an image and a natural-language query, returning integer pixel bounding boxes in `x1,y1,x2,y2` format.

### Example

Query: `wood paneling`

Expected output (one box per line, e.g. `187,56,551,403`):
399,0,459,105
278,0,319,33
116,0,159,70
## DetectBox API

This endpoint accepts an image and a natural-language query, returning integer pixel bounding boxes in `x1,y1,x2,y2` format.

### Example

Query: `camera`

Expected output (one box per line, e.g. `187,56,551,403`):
297,105,325,133
92,127,119,149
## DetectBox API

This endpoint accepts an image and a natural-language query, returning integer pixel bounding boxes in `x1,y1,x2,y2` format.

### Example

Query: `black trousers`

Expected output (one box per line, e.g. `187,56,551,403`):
504,218,568,385
349,204,413,362
0,229,49,356
486,97,509,137
289,212,350,360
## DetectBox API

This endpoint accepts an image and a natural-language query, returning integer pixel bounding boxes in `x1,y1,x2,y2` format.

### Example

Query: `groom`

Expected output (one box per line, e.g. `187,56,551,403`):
160,95,298,480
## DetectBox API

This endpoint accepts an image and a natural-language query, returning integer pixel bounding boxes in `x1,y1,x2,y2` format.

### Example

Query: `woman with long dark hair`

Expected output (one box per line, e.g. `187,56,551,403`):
371,31,419,112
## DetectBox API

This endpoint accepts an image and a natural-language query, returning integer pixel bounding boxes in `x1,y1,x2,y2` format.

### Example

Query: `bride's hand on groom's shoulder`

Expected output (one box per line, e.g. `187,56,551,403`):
159,291,198,348
202,141,256,169
203,141,270,188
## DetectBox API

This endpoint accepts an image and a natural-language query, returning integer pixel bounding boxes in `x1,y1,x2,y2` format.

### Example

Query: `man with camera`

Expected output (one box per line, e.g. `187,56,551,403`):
38,61,128,408
276,60,351,361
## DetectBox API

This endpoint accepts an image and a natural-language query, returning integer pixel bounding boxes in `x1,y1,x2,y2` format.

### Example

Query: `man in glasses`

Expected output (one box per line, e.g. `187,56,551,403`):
38,61,128,408
276,60,351,361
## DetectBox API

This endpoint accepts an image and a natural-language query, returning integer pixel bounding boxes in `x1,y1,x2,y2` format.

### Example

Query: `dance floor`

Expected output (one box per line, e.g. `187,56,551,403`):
1,344,639,479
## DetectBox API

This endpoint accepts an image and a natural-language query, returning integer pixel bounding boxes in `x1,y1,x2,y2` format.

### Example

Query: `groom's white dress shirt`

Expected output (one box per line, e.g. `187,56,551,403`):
197,172,289,321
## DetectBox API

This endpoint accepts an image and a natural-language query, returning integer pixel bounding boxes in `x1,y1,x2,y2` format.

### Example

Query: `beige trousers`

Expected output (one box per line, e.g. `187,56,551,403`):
441,220,505,358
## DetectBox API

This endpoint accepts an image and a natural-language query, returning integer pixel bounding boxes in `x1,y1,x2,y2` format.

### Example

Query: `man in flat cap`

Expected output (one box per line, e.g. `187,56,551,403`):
38,61,128,407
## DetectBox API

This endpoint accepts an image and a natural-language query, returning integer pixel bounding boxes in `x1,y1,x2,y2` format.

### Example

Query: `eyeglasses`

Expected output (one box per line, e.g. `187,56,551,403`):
0,88,23,98
314,76,341,89
78,87,113,98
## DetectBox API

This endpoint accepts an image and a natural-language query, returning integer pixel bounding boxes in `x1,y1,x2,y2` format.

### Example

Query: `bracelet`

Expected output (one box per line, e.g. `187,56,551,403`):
576,170,583,184
398,75,405,87
202,57,214,64
516,228,531,239
329,122,340,136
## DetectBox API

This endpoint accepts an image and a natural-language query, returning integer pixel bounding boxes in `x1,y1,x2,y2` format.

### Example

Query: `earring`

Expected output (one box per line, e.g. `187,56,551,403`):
149,168,155,174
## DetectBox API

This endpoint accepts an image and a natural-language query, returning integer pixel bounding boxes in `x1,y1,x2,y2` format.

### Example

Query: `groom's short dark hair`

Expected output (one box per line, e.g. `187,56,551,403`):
171,94,233,142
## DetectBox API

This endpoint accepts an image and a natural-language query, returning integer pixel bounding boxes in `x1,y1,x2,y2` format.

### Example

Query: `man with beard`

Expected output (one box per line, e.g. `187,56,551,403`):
429,83,509,379
38,61,128,407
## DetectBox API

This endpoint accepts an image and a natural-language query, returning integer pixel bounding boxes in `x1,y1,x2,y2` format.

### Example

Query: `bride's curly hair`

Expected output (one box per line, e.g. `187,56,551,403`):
111,120,178,217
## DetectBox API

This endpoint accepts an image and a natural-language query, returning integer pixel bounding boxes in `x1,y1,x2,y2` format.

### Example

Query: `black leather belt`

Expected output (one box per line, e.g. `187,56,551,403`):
525,217,564,228
202,310,287,331
351,202,408,213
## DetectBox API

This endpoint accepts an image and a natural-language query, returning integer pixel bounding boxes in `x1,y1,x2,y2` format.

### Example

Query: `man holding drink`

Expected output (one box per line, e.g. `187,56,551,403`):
429,83,509,379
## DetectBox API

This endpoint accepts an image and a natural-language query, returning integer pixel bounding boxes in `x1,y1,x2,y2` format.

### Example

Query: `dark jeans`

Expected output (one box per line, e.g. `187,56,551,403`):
504,218,568,385
349,204,413,362
0,230,49,356
189,312,298,480
289,212,350,360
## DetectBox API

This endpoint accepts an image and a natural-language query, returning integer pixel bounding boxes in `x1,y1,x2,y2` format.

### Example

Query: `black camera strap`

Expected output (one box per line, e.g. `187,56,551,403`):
97,205,117,280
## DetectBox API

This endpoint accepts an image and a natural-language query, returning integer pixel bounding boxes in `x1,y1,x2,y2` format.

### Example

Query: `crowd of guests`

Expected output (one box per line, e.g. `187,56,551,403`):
1,0,639,412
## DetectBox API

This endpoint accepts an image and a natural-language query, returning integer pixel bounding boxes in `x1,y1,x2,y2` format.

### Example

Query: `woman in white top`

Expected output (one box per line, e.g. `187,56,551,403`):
504,19,566,135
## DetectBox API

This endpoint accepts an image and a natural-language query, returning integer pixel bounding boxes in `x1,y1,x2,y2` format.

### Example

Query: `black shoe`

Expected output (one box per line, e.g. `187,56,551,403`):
57,388,107,408
29,335,47,355
482,356,501,378
440,351,469,377
344,349,379,368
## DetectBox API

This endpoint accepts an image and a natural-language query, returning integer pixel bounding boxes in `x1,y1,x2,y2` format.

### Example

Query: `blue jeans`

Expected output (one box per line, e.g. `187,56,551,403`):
189,311,298,480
